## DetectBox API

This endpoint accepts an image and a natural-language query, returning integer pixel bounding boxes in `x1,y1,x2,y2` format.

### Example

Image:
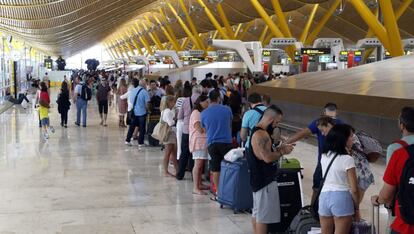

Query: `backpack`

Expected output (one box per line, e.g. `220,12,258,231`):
80,84,92,101
288,206,320,234
397,144,414,224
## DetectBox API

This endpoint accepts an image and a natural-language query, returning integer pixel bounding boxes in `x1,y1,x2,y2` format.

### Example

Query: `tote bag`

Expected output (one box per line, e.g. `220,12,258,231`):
151,111,170,143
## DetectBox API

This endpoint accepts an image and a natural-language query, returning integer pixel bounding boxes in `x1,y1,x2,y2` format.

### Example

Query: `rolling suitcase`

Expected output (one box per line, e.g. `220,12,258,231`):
217,159,253,213
350,205,379,234
268,168,303,233
280,157,303,178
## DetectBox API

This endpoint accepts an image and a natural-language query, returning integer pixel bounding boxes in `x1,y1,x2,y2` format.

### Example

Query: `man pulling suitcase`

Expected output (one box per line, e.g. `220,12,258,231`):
247,106,295,234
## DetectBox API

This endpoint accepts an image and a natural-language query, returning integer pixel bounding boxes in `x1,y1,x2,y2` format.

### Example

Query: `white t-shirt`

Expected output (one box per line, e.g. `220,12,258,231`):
321,152,355,192
161,108,176,128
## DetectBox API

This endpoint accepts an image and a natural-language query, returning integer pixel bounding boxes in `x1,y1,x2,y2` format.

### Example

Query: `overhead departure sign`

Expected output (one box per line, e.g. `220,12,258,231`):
339,51,348,62
44,58,53,69
294,51,302,62
354,50,362,62
301,48,331,56
262,50,271,57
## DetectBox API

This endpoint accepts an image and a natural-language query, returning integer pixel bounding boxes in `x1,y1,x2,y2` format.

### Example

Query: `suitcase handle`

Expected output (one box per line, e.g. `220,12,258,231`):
372,204,380,234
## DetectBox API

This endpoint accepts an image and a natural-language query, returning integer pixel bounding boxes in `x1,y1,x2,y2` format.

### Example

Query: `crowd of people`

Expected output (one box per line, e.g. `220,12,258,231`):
28,69,413,234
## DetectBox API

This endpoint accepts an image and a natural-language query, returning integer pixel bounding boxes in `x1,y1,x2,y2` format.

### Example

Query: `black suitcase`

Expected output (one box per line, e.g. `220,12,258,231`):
268,168,303,234
147,115,160,146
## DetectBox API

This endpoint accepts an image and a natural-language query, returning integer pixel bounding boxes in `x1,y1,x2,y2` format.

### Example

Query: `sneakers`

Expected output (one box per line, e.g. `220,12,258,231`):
43,133,49,140
49,126,55,133
125,141,132,146
75,122,80,127
138,144,148,148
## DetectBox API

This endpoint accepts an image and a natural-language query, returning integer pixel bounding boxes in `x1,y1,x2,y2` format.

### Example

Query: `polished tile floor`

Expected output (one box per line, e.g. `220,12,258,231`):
0,95,388,234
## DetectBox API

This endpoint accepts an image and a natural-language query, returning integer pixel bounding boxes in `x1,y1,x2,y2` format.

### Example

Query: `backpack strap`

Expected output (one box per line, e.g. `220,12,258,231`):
395,140,409,148
252,105,265,115
313,153,339,211
247,105,265,132
406,144,414,159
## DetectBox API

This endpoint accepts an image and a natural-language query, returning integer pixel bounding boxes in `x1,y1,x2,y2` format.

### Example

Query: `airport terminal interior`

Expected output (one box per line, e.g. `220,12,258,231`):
1,0,414,233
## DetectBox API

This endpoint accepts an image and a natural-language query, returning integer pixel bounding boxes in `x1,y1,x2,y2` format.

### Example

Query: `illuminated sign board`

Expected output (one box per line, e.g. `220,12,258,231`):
44,58,53,69
262,50,271,57
339,51,348,62
354,50,362,62
294,51,302,62
301,48,331,55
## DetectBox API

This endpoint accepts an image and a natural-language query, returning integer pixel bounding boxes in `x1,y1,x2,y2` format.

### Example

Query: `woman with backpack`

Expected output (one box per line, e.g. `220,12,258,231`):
189,95,209,195
57,81,71,128
318,124,360,234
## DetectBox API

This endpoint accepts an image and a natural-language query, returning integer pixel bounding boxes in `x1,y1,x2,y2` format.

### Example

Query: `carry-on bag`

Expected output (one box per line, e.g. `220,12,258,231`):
287,206,320,234
217,159,253,213
350,219,374,234
268,168,303,233
350,204,379,234
279,157,301,170
279,157,303,178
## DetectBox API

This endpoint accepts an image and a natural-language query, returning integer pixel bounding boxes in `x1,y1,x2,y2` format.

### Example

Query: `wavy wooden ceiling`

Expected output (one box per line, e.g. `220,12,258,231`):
1,0,413,56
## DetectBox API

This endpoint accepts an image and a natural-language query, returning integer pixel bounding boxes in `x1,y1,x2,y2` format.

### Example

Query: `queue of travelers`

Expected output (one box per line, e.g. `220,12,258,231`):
30,69,414,234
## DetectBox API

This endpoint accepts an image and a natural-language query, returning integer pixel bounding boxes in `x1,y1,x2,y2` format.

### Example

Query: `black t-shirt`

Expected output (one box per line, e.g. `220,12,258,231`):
96,84,111,102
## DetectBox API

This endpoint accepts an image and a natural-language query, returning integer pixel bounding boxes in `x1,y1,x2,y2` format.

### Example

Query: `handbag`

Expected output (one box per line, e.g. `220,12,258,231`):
127,88,144,123
151,111,170,143
311,153,339,220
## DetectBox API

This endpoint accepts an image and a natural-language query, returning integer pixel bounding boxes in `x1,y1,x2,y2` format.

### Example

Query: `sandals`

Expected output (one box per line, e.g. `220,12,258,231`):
192,190,207,195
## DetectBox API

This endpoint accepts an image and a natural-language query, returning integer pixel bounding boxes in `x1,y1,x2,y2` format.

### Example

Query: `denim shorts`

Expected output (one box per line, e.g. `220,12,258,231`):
41,118,50,127
319,191,355,217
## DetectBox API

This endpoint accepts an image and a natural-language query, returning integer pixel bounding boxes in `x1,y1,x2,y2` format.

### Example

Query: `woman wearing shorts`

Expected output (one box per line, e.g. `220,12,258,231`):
319,124,360,234
160,95,178,177
189,95,209,195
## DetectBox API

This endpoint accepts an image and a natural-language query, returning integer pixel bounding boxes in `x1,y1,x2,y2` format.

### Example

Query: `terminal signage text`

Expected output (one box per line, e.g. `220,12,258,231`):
301,48,331,55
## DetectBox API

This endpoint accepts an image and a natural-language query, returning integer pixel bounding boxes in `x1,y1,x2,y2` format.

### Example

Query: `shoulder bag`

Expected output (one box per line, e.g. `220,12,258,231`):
151,110,170,143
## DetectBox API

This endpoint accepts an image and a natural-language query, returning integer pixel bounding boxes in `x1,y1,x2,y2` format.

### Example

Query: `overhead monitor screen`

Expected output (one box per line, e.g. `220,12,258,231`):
319,55,332,63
